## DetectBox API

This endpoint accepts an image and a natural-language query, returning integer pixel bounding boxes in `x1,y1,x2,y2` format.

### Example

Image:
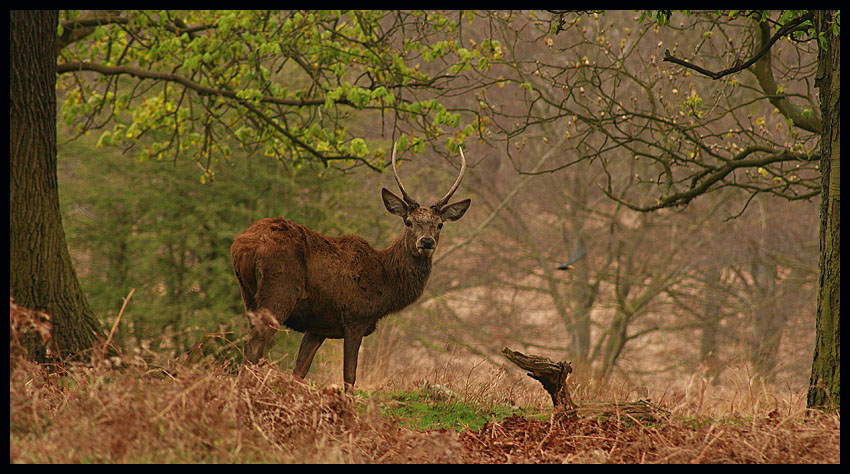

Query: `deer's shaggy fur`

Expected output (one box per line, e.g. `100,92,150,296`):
231,145,470,387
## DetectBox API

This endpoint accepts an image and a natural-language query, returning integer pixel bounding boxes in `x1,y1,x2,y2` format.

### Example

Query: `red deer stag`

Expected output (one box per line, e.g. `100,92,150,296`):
230,143,470,387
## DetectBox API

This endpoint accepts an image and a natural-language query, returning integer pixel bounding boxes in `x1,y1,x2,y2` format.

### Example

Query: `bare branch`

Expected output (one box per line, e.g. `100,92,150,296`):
662,12,814,80
604,148,819,212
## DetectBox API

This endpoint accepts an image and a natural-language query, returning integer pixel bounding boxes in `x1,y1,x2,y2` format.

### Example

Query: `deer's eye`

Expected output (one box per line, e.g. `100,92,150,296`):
404,219,412,227
437,223,443,229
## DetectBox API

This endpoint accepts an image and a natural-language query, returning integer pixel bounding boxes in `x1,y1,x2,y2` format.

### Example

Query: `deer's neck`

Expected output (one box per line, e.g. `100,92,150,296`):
379,236,432,311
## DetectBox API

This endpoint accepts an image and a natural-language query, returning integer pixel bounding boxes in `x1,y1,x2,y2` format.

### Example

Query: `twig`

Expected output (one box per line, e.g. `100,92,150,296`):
101,288,135,359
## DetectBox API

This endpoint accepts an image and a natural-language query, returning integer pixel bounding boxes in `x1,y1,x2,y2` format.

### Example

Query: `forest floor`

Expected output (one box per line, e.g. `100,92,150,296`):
9,297,840,463
10,355,840,463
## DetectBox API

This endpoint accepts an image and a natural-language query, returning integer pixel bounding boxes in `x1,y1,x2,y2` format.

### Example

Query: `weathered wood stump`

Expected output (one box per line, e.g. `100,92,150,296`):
502,347,576,416
503,347,672,423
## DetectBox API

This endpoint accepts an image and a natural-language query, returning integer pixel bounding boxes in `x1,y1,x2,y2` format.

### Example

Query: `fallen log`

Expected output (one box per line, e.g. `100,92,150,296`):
502,347,671,423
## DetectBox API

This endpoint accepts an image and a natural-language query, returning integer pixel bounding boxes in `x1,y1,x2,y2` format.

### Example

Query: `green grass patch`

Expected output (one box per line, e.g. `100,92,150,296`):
363,384,528,431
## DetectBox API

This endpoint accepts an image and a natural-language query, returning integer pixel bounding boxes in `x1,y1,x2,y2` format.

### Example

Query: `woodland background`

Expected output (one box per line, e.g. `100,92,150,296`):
51,10,821,394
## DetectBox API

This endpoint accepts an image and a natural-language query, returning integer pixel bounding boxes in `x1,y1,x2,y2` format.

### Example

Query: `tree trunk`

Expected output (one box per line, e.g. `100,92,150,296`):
568,235,596,364
599,310,629,378
10,10,102,361
750,202,784,382
808,10,840,411
699,264,724,384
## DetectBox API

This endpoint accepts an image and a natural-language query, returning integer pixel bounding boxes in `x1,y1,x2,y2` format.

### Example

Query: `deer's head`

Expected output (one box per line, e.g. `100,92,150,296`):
381,143,471,259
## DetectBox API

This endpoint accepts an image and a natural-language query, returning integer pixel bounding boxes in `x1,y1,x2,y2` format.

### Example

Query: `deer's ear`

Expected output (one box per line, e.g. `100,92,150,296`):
382,188,407,217
440,198,471,222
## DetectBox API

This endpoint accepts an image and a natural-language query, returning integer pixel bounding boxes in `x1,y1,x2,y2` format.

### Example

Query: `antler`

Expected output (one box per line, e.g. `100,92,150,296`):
391,142,419,207
432,146,467,209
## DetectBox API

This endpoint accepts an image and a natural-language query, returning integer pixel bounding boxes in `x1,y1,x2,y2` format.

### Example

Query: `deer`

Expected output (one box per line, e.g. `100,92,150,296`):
230,143,470,388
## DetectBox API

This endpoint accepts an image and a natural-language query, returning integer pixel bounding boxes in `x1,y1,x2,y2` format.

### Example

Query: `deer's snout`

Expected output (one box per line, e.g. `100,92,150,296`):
419,237,435,249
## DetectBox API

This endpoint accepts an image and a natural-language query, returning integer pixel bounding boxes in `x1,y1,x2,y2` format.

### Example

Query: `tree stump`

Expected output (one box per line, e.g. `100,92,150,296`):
502,347,576,416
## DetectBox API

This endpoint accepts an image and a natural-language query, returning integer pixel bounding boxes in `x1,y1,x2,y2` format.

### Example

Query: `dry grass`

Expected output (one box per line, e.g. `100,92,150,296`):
458,409,840,463
9,357,468,463
9,300,840,464
10,353,840,464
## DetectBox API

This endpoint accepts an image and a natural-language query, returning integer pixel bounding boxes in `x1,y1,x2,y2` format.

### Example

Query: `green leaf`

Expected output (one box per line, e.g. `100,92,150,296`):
96,131,112,147
350,138,368,156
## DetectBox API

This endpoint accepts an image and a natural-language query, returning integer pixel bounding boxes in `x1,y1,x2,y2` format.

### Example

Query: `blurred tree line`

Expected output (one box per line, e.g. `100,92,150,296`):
58,132,381,359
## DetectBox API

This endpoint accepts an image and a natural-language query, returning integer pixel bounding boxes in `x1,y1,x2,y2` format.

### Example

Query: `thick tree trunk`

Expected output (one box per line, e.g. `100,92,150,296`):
808,10,840,411
10,10,102,361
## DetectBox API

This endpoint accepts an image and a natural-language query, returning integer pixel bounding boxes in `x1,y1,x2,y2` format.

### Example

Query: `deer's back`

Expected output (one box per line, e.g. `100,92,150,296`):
231,217,397,336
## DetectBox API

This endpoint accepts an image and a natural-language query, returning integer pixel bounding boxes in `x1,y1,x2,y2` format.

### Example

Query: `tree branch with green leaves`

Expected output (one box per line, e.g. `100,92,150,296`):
56,10,493,176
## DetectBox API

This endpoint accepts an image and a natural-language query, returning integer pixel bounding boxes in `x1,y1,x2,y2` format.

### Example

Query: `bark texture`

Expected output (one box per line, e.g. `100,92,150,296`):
10,10,102,361
808,10,840,411
503,348,576,415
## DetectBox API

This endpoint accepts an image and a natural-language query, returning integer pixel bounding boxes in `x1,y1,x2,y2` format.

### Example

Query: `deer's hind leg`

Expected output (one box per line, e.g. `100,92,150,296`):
245,268,303,364
293,332,326,378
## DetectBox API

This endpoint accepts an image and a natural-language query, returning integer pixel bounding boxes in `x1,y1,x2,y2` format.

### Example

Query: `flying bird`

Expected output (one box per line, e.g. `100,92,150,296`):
556,236,587,270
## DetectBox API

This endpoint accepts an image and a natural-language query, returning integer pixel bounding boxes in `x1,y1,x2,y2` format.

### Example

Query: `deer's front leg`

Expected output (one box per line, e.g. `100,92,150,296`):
342,328,365,389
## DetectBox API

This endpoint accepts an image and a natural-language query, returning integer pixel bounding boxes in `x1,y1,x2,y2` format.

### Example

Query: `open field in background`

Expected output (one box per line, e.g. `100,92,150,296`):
286,328,814,421
269,291,820,420
10,304,840,464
